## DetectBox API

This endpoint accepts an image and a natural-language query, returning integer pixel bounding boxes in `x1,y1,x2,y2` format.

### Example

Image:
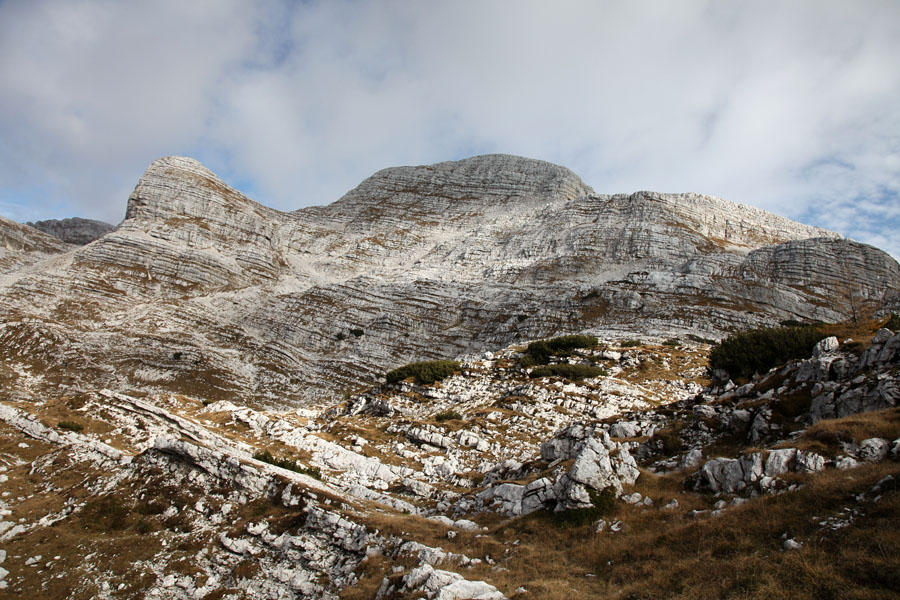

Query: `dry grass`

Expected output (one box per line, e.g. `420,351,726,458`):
790,407,900,455
415,462,900,600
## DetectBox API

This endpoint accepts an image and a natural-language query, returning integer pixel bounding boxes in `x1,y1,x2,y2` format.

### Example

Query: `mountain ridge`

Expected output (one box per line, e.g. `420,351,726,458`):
0,154,898,405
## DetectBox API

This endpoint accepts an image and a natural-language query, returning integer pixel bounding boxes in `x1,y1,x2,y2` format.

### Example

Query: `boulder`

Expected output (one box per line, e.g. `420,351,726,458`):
813,336,840,357
857,438,890,462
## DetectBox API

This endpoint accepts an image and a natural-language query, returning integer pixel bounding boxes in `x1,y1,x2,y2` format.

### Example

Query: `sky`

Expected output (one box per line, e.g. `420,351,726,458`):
1,0,899,258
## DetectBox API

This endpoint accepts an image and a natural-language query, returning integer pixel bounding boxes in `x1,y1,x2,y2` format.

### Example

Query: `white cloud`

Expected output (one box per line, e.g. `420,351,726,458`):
1,0,898,259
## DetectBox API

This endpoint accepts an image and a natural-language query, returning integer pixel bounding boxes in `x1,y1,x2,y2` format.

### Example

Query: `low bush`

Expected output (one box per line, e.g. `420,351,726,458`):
549,487,617,527
350,328,364,337
620,339,642,348
435,411,462,422
883,313,900,332
385,360,461,385
529,364,607,381
521,335,597,366
709,325,828,380
662,338,680,347
253,450,322,480
58,420,84,432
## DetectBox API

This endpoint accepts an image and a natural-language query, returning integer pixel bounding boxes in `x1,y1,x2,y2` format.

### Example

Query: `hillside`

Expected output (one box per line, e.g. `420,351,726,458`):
0,319,898,598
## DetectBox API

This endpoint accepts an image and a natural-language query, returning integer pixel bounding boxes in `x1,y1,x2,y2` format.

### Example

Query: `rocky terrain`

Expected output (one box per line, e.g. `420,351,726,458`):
0,321,898,598
26,217,116,246
0,154,899,598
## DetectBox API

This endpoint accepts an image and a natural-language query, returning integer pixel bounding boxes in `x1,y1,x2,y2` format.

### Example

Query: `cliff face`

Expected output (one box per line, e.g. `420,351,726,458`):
1,154,898,406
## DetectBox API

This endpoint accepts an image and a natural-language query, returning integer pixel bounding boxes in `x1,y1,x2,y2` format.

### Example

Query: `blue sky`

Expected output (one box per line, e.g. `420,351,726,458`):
1,0,899,258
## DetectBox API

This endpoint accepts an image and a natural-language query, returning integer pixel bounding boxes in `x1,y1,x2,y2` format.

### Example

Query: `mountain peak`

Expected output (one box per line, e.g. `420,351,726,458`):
328,153,594,218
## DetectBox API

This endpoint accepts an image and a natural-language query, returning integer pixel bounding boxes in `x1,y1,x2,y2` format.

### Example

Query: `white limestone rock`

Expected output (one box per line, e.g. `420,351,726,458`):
857,438,890,462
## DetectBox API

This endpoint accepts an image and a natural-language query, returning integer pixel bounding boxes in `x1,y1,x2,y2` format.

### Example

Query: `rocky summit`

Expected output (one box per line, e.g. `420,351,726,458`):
0,155,899,599
26,217,116,246
1,154,898,407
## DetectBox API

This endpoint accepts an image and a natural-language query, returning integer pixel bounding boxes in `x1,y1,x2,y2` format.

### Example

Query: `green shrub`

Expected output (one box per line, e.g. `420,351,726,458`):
435,411,462,422
662,338,680,347
58,420,84,432
709,325,828,380
522,335,597,366
883,313,900,332
620,339,642,348
253,450,321,479
529,364,607,381
385,360,461,385
350,328,364,337
779,319,804,327
550,487,617,527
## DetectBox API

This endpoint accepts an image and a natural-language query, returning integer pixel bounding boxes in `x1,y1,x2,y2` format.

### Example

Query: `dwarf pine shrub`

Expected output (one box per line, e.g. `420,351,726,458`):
529,364,607,381
385,360,461,385
521,335,597,367
253,450,321,479
709,325,827,380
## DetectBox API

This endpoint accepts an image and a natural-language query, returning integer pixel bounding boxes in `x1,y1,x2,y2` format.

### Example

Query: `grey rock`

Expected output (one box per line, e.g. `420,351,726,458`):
695,453,763,494
857,438,890,462
400,564,506,600
26,217,115,246
783,538,803,551
812,336,839,357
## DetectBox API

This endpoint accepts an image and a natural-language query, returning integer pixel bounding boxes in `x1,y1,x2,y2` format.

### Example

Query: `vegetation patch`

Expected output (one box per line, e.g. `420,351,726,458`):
253,450,322,480
57,420,84,432
521,334,597,367
620,339,642,348
385,360,461,385
435,411,462,422
529,364,607,381
709,325,828,380
540,488,617,528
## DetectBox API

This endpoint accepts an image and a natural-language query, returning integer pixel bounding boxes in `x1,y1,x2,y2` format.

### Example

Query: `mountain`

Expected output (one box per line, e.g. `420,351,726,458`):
26,217,116,246
0,156,898,599
0,154,897,407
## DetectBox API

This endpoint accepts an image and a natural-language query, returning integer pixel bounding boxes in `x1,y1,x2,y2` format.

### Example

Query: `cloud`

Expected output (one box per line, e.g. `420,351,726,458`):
1,0,898,259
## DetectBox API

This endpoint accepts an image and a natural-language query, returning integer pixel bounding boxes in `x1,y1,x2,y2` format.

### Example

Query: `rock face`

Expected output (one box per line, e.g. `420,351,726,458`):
1,154,899,406
26,217,115,246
